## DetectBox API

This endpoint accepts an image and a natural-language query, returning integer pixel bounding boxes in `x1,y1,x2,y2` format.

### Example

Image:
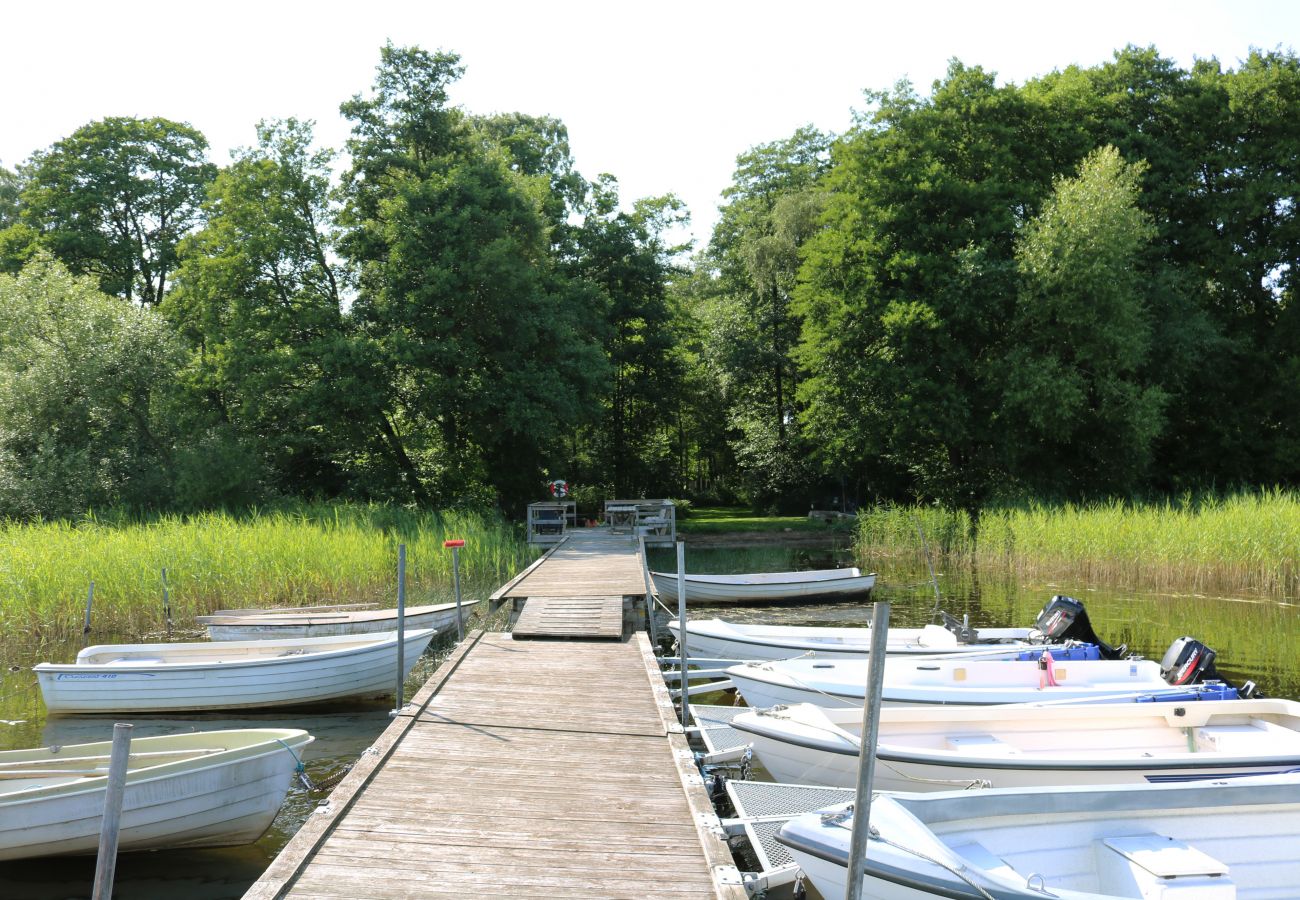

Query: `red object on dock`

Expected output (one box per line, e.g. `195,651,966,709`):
443,539,466,548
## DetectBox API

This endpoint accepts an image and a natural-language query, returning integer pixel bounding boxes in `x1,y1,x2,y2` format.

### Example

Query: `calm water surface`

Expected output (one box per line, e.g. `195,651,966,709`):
3,546,1298,898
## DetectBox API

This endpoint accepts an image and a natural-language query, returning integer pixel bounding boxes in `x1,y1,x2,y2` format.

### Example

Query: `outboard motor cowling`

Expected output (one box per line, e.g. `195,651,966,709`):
1034,595,1126,660
1160,636,1219,686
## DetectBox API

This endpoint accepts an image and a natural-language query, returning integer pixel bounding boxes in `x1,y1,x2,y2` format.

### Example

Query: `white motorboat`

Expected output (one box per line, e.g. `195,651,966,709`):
732,698,1300,790
668,594,1123,661
669,619,1042,660
198,598,479,640
0,728,312,861
777,774,1300,899
35,628,436,713
650,568,875,604
726,637,1237,708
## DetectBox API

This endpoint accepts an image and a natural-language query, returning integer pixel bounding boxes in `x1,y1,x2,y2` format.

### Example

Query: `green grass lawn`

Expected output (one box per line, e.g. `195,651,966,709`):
676,505,850,534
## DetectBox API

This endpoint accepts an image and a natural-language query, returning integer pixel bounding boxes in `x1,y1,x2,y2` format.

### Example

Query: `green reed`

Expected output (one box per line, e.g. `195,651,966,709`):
856,490,1300,601
0,503,538,641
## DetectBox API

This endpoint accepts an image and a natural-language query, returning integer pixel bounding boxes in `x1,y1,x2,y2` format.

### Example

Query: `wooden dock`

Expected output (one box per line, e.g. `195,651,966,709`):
245,532,745,899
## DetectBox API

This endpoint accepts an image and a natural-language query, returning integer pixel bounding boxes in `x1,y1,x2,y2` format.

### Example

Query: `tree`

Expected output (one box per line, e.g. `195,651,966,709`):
20,117,214,304
1004,146,1164,495
797,63,1042,515
339,43,606,507
167,118,387,500
559,177,687,497
0,253,185,518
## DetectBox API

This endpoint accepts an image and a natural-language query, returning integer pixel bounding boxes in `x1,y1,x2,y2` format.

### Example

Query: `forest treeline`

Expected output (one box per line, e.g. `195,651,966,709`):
0,43,1296,520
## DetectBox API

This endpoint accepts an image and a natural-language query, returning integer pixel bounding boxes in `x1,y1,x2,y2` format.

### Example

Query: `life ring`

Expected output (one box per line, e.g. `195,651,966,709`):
548,480,569,499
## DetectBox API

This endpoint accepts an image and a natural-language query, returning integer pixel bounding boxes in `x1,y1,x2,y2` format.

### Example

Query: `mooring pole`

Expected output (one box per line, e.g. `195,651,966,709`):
676,540,690,728
91,722,133,900
392,543,406,715
845,600,890,900
444,539,466,640
161,567,172,640
83,581,95,647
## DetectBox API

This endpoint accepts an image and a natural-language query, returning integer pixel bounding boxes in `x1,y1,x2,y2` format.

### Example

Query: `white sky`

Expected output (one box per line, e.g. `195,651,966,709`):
4,1,1297,247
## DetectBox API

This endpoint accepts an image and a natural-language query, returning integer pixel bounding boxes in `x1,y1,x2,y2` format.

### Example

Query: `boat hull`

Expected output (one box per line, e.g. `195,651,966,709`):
650,570,874,604
667,619,1037,661
201,600,478,641
0,729,310,861
36,630,436,713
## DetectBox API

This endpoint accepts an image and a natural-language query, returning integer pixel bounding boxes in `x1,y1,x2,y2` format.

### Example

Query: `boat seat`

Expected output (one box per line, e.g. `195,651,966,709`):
1096,833,1234,898
1195,720,1300,754
107,657,165,666
946,734,1018,755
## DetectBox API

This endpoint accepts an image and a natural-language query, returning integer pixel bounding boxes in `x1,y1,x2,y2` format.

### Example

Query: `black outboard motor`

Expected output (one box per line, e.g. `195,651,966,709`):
1160,636,1220,685
1034,595,1127,660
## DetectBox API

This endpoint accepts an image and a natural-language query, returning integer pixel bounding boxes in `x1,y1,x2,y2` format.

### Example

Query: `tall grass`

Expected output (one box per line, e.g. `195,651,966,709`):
0,503,537,640
856,490,1300,600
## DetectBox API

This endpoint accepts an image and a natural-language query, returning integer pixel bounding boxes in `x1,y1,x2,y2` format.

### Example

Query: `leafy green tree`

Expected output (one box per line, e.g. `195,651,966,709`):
339,43,606,507
1004,146,1164,494
797,63,1041,515
702,126,831,510
20,117,214,304
0,253,185,518
167,118,400,500
559,177,687,496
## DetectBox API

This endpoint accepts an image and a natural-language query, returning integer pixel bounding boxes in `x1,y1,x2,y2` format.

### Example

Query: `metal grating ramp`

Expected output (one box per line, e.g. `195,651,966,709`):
691,704,753,754
726,780,856,871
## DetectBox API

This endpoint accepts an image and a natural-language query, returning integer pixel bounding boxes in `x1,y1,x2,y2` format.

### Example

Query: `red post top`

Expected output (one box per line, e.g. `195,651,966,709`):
443,539,466,548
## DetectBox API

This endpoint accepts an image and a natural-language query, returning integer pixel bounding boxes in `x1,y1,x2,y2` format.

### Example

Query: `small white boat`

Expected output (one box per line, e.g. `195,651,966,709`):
650,568,875,604
668,618,1044,660
198,599,479,641
668,595,1121,661
732,699,1300,790
726,641,1237,708
0,728,311,861
35,629,436,713
777,774,1300,899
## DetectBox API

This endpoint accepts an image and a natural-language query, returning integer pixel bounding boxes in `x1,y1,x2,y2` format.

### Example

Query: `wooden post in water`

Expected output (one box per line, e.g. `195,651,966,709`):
91,722,133,900
161,568,172,640
83,581,95,647
444,539,466,640
676,540,690,728
845,600,889,900
392,543,407,715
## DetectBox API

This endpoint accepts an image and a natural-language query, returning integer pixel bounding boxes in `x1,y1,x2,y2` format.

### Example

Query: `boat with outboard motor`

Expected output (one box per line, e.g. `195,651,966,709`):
776,774,1300,899
668,594,1123,661
732,697,1300,790
727,635,1247,708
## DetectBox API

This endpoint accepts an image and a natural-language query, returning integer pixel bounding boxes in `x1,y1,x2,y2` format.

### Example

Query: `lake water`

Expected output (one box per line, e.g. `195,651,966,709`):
2,545,1297,898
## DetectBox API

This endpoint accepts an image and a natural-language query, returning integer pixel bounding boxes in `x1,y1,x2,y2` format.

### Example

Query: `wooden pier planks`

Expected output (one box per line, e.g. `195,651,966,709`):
494,531,650,601
244,632,744,899
512,596,625,639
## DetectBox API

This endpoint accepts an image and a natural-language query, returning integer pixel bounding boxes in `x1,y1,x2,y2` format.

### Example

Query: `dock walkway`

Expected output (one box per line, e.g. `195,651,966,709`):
246,532,743,899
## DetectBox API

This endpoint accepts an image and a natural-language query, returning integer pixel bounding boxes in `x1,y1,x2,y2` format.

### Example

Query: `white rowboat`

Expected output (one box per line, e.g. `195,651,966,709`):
650,568,874,605
35,629,436,713
726,652,1237,708
732,699,1300,791
198,599,479,641
777,775,1300,899
0,728,311,861
668,618,1044,660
